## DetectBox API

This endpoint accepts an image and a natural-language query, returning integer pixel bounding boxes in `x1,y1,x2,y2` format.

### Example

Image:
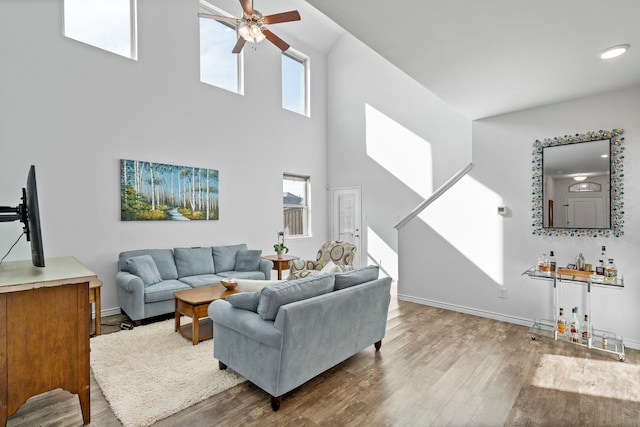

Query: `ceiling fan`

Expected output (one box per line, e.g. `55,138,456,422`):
198,0,301,54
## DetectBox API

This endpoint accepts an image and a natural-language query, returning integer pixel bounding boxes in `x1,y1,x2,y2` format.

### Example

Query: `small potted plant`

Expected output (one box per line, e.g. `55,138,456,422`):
274,231,289,259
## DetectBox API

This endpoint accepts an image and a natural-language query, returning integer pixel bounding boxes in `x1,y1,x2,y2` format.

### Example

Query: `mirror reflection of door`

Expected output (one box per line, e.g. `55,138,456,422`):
567,197,605,228
332,187,361,268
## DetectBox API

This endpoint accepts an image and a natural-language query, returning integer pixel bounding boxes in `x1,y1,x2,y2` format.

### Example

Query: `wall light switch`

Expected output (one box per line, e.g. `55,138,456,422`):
497,206,509,216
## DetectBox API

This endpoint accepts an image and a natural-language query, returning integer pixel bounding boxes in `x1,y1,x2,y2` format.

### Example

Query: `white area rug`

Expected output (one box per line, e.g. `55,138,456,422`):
90,318,245,427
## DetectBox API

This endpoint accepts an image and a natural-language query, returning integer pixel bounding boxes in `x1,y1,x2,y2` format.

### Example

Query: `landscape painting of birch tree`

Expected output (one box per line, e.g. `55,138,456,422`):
120,159,219,221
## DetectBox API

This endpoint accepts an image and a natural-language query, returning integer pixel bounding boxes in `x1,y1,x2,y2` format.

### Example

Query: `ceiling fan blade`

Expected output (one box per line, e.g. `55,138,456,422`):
232,37,246,54
197,13,239,24
239,0,253,15
262,10,301,25
262,29,290,52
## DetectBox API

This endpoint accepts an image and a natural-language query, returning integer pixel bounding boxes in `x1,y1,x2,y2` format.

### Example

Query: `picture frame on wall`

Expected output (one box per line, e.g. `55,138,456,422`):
120,159,219,221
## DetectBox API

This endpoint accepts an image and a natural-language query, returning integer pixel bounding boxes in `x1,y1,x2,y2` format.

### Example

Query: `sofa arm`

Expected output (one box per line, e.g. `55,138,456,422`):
208,300,282,349
259,258,273,280
116,271,144,293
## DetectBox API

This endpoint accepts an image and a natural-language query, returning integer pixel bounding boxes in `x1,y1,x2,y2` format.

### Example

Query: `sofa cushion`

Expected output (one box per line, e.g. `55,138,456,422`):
320,261,341,274
235,249,262,272
120,249,178,280
174,247,215,278
257,274,335,321
126,255,162,286
226,291,260,312
217,271,266,280
334,265,380,291
213,244,247,273
143,280,191,303
179,274,224,288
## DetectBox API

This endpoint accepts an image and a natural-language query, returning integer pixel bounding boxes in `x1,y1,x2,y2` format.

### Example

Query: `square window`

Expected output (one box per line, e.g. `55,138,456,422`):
64,0,137,59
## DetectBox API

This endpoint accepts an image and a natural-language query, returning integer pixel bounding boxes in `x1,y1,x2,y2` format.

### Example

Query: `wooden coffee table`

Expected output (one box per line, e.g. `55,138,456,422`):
174,284,239,345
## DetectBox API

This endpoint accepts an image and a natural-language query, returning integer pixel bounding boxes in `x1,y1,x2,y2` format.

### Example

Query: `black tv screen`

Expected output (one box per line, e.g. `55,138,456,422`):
25,165,45,267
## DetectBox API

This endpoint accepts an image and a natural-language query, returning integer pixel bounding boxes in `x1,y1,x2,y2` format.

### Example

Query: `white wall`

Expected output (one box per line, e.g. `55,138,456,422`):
0,0,329,314
400,84,640,349
326,34,472,277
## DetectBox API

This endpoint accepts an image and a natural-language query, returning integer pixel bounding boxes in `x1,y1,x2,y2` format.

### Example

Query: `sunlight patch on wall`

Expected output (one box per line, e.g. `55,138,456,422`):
367,227,398,280
532,354,640,402
365,104,433,198
419,175,504,284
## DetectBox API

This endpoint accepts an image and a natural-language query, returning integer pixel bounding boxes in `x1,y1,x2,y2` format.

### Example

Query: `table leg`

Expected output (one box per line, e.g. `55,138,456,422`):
192,316,199,345
95,287,101,336
277,267,282,280
174,299,180,332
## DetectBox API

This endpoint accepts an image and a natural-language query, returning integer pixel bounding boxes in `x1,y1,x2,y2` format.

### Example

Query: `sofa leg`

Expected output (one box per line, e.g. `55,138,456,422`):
219,361,227,370
374,340,382,351
270,395,281,411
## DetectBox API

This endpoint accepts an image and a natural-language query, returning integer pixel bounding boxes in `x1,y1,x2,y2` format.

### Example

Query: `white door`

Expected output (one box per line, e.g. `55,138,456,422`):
332,187,362,268
567,197,605,228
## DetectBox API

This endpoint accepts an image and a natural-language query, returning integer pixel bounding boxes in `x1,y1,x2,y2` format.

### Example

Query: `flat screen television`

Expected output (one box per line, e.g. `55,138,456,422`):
0,165,45,267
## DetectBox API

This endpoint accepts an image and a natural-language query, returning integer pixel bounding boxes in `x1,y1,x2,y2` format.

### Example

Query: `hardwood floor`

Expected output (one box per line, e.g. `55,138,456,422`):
8,290,640,426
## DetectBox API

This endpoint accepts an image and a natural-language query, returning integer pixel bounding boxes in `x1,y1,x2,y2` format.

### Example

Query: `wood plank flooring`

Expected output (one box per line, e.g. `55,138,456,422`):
7,289,640,426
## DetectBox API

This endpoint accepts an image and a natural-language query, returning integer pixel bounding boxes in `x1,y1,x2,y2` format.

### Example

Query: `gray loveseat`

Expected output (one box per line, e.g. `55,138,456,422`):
117,244,272,322
208,265,391,410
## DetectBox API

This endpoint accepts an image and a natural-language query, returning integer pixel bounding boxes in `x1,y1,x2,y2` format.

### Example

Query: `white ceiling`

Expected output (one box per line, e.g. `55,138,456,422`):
301,0,640,120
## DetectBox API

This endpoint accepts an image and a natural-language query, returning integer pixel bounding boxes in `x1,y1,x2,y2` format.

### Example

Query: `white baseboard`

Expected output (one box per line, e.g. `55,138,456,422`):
397,293,640,351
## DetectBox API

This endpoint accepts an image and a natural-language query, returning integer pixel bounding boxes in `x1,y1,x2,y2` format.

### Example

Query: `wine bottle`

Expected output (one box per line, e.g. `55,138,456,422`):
557,308,566,336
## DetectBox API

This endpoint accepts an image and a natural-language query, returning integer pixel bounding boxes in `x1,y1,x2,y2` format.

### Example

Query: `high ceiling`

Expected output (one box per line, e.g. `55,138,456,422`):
302,0,640,120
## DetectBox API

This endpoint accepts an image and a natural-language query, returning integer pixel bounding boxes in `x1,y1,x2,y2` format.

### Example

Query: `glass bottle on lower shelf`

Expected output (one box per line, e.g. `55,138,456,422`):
581,314,590,344
570,307,580,343
556,308,567,337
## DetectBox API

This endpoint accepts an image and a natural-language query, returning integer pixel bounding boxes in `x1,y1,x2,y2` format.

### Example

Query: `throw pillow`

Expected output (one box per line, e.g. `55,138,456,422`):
235,249,262,272
173,247,215,278
226,291,260,312
334,265,380,290
257,274,335,321
213,244,247,272
126,255,162,286
320,261,341,274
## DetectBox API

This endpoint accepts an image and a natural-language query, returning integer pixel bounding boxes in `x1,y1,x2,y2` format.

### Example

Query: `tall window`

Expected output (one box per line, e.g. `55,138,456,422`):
64,0,137,59
283,174,310,236
199,2,243,94
282,50,309,116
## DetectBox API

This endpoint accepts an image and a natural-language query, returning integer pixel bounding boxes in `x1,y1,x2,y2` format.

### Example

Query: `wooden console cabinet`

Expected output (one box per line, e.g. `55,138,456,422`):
0,256,99,426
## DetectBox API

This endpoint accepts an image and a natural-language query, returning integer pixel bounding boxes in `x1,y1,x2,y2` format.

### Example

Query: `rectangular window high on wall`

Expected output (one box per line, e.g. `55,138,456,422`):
283,174,310,236
282,50,309,116
199,1,243,94
64,0,137,59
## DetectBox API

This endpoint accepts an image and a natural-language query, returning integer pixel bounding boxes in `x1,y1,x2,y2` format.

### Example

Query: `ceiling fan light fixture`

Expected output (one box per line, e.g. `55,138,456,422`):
600,44,630,59
239,22,265,43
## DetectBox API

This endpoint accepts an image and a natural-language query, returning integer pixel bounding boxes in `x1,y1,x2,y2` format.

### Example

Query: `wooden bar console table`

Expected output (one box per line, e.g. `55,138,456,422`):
0,256,99,426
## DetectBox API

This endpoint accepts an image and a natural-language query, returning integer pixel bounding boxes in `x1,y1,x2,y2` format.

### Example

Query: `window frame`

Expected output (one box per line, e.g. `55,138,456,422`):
199,1,244,95
281,48,310,117
283,173,311,237
63,0,138,60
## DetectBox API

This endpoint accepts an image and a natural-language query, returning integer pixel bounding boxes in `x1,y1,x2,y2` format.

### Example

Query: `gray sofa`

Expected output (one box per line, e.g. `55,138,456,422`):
116,244,272,322
208,265,391,410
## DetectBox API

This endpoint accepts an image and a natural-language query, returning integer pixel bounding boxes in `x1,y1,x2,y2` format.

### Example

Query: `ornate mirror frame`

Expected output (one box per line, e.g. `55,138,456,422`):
531,129,625,237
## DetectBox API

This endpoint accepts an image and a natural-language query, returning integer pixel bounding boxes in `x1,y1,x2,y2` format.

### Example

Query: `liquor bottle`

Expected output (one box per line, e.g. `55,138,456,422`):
537,253,550,273
602,333,608,350
575,253,585,271
557,308,567,336
570,307,580,342
596,259,605,276
604,259,618,283
581,314,590,342
549,251,556,273
600,245,607,261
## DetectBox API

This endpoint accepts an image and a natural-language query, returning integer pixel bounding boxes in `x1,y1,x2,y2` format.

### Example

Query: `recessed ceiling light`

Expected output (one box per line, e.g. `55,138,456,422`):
601,154,609,158
573,176,587,182
600,44,630,59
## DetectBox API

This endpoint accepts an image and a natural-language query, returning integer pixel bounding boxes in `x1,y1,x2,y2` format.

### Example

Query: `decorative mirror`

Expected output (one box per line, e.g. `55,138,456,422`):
531,129,625,237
